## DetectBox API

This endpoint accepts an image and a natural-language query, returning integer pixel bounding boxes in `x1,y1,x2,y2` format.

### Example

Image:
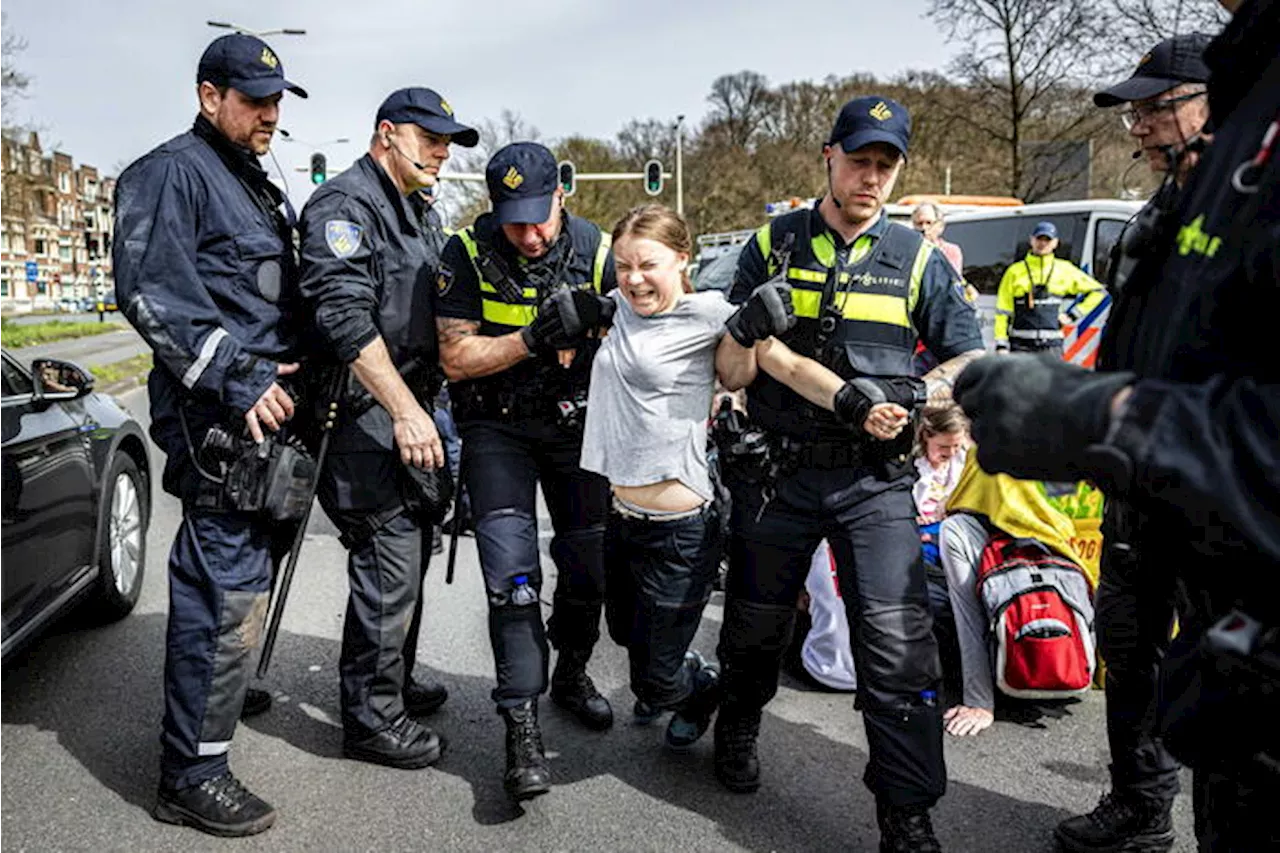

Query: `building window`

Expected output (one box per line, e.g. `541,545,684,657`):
0,233,7,252
85,210,96,230
58,172,70,193
34,238,46,255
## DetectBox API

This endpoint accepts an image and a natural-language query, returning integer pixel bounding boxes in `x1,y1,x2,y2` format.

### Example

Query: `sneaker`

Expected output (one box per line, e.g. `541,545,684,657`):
665,658,721,749
877,802,941,853
1054,791,1175,852
152,772,276,837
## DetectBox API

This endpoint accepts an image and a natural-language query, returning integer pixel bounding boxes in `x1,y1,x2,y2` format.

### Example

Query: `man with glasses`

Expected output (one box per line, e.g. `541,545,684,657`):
298,87,478,770
1048,34,1213,853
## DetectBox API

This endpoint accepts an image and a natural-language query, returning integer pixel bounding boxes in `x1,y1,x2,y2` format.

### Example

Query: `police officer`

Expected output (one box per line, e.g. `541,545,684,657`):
298,88,477,769
435,142,615,801
715,97,985,853
993,221,1106,355
1051,34,1212,853
113,34,308,837
956,0,1279,848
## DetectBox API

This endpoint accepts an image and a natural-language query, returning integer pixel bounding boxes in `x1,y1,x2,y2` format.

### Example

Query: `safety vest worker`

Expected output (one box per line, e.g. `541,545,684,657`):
994,221,1106,355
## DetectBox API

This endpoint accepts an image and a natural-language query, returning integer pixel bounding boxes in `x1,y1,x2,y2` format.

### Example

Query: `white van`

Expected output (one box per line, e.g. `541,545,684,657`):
943,200,1143,356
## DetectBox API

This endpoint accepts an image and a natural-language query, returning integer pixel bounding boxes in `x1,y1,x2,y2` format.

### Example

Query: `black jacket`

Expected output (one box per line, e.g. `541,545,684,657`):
299,154,445,453
1100,0,1280,611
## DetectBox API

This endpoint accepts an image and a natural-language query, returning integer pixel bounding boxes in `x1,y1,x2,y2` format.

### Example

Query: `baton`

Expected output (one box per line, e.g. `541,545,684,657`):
257,368,344,678
445,447,468,585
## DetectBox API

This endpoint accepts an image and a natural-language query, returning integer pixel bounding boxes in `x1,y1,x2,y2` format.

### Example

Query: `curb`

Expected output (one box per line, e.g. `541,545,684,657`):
97,370,149,398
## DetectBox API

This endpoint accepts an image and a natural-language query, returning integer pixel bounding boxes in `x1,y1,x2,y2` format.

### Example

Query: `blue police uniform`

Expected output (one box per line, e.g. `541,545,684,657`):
114,104,305,798
716,98,982,829
437,207,615,705
298,88,476,746
1093,8,1280,848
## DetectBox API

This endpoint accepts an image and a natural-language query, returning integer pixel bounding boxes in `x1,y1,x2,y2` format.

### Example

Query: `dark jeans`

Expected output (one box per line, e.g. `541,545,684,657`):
460,417,609,707
1095,529,1181,804
604,504,721,709
1010,338,1064,357
720,464,945,808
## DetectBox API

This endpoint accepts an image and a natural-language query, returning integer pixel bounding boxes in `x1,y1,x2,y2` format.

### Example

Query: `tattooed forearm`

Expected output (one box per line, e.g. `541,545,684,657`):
923,348,985,404
436,317,529,382
436,317,478,345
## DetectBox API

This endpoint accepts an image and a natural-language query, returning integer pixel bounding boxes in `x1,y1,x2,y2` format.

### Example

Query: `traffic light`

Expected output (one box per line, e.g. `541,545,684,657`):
558,160,576,197
310,152,327,185
644,159,663,196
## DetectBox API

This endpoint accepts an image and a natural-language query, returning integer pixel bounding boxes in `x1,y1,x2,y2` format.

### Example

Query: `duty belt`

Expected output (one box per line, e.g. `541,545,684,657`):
788,438,869,470
1009,328,1065,341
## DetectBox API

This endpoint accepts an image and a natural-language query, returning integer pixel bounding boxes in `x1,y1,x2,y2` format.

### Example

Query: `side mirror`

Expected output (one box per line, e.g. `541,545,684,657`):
32,357,95,402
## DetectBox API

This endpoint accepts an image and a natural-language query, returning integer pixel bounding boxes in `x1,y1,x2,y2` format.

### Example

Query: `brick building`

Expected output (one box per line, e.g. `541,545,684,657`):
1,132,115,313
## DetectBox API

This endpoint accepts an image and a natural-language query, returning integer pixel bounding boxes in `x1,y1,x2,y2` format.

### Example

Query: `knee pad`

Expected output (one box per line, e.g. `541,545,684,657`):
717,597,796,663
475,508,541,604
858,602,941,709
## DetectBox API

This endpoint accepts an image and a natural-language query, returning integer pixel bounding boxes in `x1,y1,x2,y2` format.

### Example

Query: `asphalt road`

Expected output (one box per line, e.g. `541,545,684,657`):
0,385,1199,853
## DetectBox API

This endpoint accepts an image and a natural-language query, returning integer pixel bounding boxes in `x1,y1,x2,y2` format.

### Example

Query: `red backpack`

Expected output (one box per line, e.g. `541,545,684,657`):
975,534,1096,699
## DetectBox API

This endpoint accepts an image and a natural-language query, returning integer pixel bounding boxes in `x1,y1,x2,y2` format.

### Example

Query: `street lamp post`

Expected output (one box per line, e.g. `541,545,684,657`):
674,115,685,217
206,20,307,37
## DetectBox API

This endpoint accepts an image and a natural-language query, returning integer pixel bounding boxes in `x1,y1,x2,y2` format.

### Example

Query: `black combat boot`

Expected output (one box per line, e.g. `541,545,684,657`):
343,713,444,769
404,675,449,717
877,801,941,853
713,707,761,793
551,648,614,730
240,687,272,719
152,771,276,837
501,699,552,801
1054,791,1175,852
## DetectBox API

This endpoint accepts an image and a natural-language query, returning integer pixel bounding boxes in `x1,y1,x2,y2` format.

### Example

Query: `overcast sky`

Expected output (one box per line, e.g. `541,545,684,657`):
4,0,956,205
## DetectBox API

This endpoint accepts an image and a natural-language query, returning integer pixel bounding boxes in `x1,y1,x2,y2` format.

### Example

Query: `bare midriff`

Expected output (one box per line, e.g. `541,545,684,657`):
613,479,705,513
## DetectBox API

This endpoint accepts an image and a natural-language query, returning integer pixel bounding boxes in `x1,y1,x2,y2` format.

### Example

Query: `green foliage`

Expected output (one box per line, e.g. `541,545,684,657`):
87,353,152,387
1,317,120,348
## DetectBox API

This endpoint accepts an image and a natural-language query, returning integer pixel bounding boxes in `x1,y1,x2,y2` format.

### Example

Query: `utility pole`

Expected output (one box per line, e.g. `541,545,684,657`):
674,115,685,217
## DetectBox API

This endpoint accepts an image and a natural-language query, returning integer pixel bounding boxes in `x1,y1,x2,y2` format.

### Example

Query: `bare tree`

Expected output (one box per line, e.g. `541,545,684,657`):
706,71,771,149
1101,0,1227,66
928,0,1114,200
2,13,33,137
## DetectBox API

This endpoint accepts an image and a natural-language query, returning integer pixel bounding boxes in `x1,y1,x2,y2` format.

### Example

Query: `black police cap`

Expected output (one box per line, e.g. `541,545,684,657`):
828,96,911,157
1094,34,1212,107
197,34,307,99
375,88,479,148
485,142,559,225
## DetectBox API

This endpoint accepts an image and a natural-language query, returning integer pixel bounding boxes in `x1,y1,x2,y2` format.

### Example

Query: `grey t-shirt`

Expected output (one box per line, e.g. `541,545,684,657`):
581,290,736,502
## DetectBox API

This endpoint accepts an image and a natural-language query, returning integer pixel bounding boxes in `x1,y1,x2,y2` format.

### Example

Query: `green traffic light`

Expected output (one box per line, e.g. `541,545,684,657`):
312,173,325,185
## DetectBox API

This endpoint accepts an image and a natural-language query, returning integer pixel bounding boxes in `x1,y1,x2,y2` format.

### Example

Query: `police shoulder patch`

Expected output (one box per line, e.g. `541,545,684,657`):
436,266,455,297
325,220,363,259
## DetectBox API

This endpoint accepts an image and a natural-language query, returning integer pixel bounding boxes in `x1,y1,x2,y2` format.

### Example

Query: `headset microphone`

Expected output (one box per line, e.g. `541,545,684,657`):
386,135,428,171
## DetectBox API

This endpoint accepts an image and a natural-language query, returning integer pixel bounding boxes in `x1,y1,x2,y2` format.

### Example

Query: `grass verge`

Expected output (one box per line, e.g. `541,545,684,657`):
2,317,121,348
88,353,152,389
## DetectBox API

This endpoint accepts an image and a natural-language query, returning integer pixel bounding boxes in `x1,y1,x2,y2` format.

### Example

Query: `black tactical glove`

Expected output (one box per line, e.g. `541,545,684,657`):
954,354,1136,483
833,377,926,432
725,278,795,347
520,288,611,354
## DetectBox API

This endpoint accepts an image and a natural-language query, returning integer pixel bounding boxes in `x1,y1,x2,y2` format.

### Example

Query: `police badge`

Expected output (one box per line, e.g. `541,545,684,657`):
325,220,363,259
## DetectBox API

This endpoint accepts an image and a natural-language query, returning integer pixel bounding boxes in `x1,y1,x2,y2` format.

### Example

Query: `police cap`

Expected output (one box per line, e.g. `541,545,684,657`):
828,96,911,157
197,34,307,99
486,142,559,225
1093,33,1212,107
376,88,479,147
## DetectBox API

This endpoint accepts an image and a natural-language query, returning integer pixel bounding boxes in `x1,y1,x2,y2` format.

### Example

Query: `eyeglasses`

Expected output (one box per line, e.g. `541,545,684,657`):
1121,91,1207,130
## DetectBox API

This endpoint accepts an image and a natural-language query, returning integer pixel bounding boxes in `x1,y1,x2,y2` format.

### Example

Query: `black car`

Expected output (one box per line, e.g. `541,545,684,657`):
1,350,152,660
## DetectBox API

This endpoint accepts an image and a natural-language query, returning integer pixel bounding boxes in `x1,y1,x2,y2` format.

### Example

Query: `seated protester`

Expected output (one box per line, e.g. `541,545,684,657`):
937,453,1087,737
799,539,858,692
914,403,970,615
583,203,835,749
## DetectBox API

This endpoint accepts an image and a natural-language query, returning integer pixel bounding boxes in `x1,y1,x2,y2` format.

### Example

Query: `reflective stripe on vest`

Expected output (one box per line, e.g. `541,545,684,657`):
458,225,608,329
